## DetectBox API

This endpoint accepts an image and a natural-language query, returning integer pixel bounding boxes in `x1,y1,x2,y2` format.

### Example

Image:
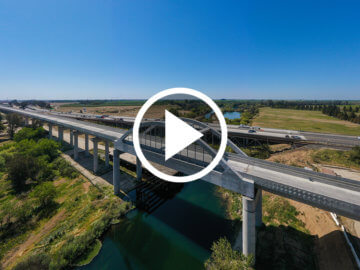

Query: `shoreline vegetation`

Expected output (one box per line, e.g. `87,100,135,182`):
0,126,132,270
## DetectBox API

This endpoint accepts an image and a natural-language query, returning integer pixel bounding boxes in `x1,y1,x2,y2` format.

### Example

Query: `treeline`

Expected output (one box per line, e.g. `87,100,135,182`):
6,100,51,109
322,105,360,124
261,100,360,124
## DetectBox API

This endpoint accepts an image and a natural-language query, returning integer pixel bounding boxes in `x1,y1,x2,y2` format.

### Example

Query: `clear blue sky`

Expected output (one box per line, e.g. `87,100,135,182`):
0,0,359,100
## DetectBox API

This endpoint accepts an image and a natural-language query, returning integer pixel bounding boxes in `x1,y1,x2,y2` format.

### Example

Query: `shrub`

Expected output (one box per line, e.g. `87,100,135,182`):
350,146,360,164
205,237,254,270
13,253,51,270
33,139,60,162
30,182,57,208
7,153,40,192
14,127,47,142
52,157,79,179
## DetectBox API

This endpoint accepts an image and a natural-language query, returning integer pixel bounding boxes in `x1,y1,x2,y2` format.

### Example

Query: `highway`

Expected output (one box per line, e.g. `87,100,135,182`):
32,107,360,148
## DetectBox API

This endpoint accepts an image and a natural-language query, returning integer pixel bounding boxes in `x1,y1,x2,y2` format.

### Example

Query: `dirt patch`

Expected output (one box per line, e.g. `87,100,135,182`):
82,181,91,193
266,150,358,269
2,210,67,269
267,148,315,168
54,104,178,118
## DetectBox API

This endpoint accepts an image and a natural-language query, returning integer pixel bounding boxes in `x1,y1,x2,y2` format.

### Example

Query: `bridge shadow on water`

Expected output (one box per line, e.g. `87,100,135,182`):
91,180,237,270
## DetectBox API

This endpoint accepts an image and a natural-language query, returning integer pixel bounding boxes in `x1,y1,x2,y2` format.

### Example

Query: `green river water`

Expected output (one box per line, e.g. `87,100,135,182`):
79,180,236,270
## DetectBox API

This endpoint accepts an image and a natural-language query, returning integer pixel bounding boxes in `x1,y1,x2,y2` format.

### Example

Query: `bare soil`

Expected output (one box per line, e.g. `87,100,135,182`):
2,210,67,269
54,104,178,118
267,148,359,269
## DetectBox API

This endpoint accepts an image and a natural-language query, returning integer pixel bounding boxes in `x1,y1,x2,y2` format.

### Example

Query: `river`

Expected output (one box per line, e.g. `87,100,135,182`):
205,111,241,120
79,180,236,270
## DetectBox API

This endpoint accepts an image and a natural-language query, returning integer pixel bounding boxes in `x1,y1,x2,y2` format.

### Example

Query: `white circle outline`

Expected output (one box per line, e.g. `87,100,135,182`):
133,87,228,183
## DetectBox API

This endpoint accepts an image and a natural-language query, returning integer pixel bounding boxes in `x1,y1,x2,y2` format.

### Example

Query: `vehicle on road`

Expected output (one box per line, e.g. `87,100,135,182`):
358,136,360,140
248,129,256,133
291,135,301,140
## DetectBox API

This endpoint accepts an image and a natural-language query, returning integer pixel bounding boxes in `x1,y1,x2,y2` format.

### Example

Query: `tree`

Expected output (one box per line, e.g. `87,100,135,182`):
205,238,254,270
7,153,39,192
14,127,47,142
0,122,5,133
6,113,22,138
30,182,57,208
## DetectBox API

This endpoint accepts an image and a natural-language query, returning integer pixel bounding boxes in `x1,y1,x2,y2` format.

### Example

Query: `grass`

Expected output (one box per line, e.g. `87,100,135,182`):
0,163,131,269
75,239,102,266
312,148,360,169
252,107,360,136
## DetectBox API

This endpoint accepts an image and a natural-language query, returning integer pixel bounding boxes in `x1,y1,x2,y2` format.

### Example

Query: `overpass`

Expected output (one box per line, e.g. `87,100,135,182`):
1,105,360,258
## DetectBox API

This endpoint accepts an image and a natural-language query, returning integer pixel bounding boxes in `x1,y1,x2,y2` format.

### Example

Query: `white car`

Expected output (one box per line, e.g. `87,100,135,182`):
358,136,360,140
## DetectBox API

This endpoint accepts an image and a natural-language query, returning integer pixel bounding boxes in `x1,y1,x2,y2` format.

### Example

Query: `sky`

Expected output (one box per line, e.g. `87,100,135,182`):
0,0,359,100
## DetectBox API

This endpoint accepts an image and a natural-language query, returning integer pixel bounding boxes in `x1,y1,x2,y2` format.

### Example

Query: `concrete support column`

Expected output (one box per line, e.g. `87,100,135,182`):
73,132,79,160
255,188,263,227
58,127,64,142
242,196,256,257
136,156,142,180
85,134,89,156
92,138,99,173
24,117,29,126
113,149,120,195
69,130,74,146
105,141,109,167
48,123,53,139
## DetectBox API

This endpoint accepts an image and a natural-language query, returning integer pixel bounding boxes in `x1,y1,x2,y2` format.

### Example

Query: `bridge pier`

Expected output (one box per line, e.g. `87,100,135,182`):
136,156,142,180
73,132,79,160
256,188,263,227
70,130,74,146
58,127,64,142
92,138,100,173
85,134,89,156
48,123,53,139
243,188,262,258
113,149,120,195
24,117,29,126
105,141,109,167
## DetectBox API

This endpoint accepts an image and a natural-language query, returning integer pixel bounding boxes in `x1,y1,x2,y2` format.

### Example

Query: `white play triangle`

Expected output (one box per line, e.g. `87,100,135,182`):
165,110,203,161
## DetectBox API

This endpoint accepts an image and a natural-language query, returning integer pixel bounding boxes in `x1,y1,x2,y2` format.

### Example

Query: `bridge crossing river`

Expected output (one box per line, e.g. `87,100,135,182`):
1,105,360,259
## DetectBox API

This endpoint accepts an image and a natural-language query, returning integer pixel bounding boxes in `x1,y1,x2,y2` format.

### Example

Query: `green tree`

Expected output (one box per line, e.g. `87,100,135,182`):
14,127,47,142
30,182,57,208
350,146,360,164
6,113,22,138
7,153,39,192
205,238,254,270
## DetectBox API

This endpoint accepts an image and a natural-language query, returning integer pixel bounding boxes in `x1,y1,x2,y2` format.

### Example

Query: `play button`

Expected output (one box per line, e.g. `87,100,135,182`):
132,87,228,183
165,110,203,161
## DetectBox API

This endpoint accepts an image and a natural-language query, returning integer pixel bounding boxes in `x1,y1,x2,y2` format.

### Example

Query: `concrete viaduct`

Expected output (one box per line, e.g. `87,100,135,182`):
1,105,360,259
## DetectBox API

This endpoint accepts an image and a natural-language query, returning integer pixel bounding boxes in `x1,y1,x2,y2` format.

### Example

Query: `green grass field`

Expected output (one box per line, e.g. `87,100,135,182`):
252,107,360,136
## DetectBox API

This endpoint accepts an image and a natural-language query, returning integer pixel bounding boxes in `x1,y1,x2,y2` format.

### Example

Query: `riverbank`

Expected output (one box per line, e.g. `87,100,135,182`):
0,127,132,269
